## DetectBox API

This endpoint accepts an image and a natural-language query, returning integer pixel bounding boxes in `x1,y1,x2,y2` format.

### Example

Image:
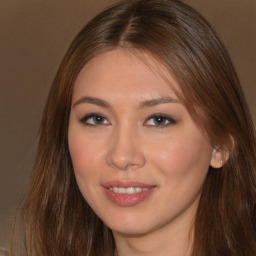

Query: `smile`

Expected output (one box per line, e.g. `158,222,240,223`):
102,181,156,207
109,187,151,194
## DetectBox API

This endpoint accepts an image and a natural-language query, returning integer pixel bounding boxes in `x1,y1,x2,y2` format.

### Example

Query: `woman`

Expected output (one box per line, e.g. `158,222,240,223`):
11,0,256,255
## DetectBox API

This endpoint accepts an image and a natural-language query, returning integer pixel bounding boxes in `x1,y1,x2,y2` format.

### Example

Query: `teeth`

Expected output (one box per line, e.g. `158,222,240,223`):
109,187,150,194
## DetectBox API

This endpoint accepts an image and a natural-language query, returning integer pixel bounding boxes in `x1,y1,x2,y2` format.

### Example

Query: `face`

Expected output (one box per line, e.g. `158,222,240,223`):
68,49,220,237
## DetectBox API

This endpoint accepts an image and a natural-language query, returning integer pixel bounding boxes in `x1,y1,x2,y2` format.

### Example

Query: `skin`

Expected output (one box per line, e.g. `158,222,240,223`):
68,49,223,256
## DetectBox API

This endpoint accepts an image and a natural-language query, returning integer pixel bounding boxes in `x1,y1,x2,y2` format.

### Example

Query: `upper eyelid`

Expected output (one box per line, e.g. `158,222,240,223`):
146,113,176,121
80,112,107,118
80,113,109,123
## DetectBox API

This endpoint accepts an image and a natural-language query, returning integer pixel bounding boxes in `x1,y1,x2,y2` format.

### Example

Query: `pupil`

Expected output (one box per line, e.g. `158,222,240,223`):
94,116,103,123
155,116,164,124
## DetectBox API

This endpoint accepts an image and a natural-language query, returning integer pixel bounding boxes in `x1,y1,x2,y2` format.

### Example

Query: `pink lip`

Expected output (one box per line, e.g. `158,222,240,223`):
102,180,156,207
103,180,154,188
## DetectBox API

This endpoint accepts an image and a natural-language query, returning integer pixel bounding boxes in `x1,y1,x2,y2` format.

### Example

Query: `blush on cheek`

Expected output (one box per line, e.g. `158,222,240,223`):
153,136,211,181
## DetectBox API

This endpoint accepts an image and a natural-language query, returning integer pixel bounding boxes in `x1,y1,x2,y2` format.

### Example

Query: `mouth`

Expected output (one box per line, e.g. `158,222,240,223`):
102,180,156,207
109,186,152,194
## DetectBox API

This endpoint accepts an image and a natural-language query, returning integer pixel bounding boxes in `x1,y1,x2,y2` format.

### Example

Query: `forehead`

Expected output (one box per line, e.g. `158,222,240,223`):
72,48,181,101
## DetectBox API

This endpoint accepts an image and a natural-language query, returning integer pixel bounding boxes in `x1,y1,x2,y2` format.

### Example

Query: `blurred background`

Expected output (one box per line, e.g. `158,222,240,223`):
0,0,255,249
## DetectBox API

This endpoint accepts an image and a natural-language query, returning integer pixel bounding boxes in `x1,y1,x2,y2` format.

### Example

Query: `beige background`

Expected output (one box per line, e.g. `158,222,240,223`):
0,0,255,248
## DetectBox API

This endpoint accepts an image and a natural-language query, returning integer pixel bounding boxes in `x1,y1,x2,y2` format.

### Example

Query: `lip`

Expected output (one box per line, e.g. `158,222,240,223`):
102,180,156,207
103,180,155,188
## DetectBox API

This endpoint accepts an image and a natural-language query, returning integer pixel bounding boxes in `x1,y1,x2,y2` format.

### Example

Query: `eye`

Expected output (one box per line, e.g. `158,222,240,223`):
80,113,110,126
144,114,176,127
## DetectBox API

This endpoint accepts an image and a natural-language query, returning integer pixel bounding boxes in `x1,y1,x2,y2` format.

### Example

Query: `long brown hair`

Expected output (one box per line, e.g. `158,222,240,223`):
11,0,256,255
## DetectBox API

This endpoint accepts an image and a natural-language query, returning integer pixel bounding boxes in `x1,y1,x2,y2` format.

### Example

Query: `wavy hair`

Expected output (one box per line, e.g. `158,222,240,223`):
11,0,256,255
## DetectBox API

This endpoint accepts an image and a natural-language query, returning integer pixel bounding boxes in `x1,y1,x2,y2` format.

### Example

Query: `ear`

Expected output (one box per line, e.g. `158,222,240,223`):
210,147,230,169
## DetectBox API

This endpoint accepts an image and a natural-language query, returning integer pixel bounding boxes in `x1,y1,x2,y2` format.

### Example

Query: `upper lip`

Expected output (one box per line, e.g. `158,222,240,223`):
103,180,156,188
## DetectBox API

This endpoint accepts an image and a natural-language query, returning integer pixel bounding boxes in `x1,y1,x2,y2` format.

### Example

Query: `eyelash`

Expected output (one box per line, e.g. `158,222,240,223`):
80,113,110,127
144,114,176,128
80,113,176,128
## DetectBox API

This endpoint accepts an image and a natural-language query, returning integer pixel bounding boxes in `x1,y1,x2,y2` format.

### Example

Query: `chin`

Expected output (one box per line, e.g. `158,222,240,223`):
103,213,155,236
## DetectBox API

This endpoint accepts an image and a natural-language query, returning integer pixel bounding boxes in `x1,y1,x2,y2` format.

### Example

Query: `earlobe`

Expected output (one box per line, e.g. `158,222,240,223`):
210,135,234,168
210,148,229,169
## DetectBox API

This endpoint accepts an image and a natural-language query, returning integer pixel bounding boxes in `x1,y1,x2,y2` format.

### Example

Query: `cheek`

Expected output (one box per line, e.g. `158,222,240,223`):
148,133,212,215
149,131,212,180
68,129,103,181
68,132,104,207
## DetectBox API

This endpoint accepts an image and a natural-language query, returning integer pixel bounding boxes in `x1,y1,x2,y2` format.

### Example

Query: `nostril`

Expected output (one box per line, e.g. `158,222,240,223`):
105,147,146,171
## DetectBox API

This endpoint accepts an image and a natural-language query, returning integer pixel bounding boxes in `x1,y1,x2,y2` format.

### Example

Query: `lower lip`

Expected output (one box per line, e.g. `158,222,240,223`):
103,187,155,207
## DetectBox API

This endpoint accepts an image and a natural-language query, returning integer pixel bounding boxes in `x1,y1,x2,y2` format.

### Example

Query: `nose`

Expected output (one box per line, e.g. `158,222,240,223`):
106,127,146,171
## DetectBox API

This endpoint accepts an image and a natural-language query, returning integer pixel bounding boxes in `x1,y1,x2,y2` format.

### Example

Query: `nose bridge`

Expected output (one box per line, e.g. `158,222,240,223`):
106,122,145,170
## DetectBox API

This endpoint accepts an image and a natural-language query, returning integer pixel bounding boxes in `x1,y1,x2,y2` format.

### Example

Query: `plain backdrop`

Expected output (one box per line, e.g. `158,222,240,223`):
0,0,255,249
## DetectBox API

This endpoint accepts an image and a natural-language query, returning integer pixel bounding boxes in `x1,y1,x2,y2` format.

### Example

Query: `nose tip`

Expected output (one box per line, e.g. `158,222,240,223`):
106,133,145,171
107,156,140,171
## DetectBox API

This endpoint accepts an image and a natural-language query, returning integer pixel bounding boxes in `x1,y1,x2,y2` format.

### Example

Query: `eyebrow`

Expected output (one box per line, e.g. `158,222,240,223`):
73,96,112,108
139,97,180,108
73,96,179,109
